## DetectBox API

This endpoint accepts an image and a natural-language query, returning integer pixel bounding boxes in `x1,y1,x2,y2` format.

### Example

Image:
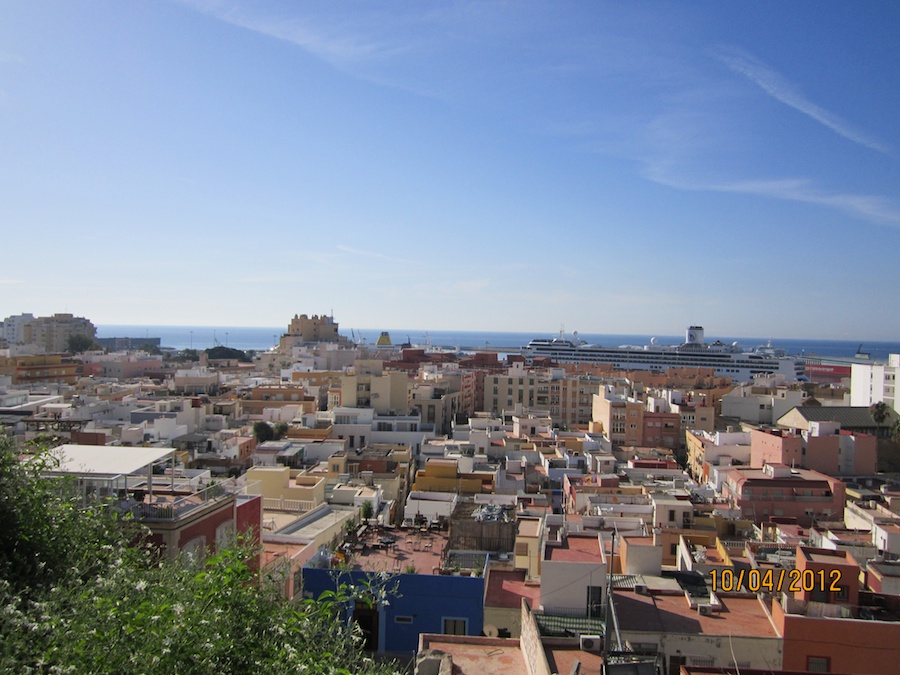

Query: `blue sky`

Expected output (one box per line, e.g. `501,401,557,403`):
1,1,898,340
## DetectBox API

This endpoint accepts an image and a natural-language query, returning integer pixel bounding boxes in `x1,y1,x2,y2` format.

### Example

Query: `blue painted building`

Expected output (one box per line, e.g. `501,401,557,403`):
302,556,485,654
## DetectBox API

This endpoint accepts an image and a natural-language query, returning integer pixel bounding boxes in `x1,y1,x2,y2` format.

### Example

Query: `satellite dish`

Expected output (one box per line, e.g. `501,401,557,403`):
483,624,499,638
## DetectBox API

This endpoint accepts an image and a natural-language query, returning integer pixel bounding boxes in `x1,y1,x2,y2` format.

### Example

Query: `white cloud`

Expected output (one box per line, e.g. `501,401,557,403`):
646,165,900,228
714,45,890,155
714,177,900,226
176,0,415,65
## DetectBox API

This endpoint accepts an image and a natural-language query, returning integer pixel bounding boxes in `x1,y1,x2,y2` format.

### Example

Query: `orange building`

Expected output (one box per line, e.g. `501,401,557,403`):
773,546,900,674
0,354,78,385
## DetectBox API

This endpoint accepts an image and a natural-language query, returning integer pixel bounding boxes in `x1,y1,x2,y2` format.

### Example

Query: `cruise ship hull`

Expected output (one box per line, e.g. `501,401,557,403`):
523,327,805,382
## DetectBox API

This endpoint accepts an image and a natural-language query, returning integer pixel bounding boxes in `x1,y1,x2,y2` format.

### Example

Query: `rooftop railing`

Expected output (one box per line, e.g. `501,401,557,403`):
130,480,236,522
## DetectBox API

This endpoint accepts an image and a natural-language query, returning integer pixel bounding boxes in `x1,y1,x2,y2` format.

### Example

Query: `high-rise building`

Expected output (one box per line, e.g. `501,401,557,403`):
0,312,95,353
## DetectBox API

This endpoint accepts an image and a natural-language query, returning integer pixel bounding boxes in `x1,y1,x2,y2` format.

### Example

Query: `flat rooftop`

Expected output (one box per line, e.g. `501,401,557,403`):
262,541,309,569
545,534,601,562
806,551,857,566
545,646,604,675
350,526,449,575
613,590,778,638
418,635,528,675
276,506,352,539
262,510,310,534
48,444,174,476
517,518,542,538
484,568,541,609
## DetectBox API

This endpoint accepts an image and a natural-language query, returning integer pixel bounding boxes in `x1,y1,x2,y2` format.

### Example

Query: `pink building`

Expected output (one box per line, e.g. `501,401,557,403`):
772,546,900,674
751,426,876,476
751,428,803,468
722,463,845,527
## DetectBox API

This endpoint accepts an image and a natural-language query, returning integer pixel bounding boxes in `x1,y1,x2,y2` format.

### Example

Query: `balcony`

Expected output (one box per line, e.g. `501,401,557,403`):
127,480,237,522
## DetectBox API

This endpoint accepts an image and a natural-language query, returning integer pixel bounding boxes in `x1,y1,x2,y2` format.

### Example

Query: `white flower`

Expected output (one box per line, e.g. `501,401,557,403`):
134,580,147,592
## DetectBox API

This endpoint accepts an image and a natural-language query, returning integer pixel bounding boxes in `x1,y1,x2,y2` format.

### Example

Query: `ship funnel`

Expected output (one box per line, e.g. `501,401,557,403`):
686,326,704,345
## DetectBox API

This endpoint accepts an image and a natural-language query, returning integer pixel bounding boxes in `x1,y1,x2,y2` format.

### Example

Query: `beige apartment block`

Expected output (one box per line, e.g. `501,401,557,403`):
339,370,409,414
245,465,326,510
277,313,344,352
3,312,96,353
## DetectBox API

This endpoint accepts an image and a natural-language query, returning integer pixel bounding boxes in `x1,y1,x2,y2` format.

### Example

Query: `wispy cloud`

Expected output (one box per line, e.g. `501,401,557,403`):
177,0,408,64
646,163,900,227
713,177,900,226
714,45,890,154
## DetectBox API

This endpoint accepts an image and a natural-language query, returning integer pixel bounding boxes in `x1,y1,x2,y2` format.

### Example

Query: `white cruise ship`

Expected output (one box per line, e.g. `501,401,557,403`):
523,326,805,382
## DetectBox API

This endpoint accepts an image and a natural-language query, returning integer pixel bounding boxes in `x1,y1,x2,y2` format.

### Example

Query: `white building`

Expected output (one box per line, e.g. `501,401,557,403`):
720,384,805,424
851,355,899,414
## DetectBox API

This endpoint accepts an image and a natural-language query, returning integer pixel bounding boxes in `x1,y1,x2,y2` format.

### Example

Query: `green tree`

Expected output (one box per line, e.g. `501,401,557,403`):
274,422,290,440
891,418,900,446
253,421,275,444
66,333,96,354
360,500,374,521
0,438,399,674
871,401,891,438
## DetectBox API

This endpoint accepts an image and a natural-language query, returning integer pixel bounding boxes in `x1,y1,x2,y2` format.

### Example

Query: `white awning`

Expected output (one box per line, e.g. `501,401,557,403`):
47,444,175,476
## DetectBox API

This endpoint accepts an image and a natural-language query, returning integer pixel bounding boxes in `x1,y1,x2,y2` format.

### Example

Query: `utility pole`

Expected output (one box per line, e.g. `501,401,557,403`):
604,529,617,655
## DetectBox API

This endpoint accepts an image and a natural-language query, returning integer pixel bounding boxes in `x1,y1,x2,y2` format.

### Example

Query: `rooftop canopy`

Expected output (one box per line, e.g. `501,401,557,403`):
47,444,175,477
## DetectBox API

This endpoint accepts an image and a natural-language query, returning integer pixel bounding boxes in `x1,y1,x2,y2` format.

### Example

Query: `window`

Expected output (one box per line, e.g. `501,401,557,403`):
806,656,830,672
668,510,676,522
443,618,467,635
394,616,413,624
670,543,677,555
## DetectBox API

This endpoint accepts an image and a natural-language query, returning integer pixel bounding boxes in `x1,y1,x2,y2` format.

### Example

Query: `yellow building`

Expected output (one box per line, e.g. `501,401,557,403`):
278,313,349,351
338,370,409,414
0,354,78,385
412,458,491,494
245,465,326,510
514,517,543,580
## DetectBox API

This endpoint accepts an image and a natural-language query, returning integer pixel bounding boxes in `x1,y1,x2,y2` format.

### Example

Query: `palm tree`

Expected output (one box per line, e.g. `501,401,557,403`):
871,401,891,439
891,418,900,446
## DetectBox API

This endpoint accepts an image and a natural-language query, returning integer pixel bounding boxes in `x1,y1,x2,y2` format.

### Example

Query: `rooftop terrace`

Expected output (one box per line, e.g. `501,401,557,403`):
346,525,450,575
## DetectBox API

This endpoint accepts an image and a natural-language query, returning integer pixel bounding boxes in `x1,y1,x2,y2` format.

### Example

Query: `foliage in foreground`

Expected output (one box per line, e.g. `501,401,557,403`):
0,438,400,675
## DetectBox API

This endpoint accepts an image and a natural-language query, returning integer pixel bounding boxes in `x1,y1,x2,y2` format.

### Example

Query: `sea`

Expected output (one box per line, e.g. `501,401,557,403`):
96,325,900,362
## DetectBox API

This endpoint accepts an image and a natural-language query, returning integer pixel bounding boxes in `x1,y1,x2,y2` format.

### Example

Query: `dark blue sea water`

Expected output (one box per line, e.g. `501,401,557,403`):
96,325,900,362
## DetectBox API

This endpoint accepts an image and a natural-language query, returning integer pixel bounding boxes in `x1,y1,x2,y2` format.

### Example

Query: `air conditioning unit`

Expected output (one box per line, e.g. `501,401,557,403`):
634,583,649,595
698,604,713,616
580,635,602,652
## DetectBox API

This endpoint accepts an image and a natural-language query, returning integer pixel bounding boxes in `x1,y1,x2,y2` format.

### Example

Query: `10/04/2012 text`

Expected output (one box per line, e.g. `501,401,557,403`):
709,568,842,594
